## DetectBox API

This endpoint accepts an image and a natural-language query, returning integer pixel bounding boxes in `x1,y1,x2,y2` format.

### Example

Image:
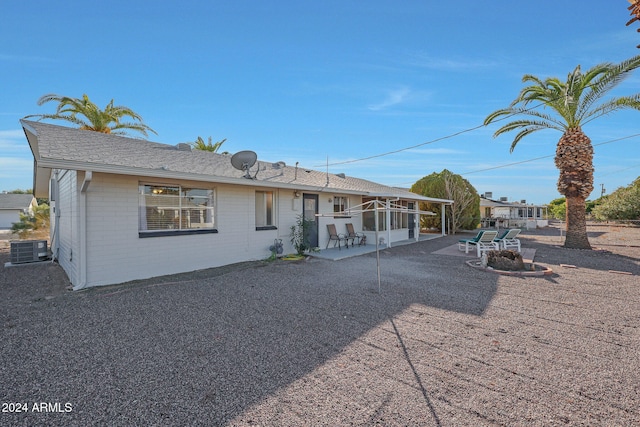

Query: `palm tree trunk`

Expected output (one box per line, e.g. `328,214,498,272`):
564,195,591,249
555,128,594,250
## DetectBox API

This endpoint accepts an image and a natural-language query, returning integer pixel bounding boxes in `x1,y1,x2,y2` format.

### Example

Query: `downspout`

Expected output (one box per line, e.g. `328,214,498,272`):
50,170,61,262
75,171,92,290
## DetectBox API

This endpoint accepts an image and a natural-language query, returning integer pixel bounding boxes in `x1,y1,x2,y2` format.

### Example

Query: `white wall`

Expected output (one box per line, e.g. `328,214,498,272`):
52,169,81,286
53,172,418,288
0,210,20,229
77,174,308,288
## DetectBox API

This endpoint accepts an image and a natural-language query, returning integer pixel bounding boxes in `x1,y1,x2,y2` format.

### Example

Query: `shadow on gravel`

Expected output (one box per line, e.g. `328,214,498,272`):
0,236,500,425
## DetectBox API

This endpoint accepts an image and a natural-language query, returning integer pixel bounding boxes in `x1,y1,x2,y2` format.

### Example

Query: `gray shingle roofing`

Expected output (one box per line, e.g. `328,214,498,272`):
0,193,34,210
21,120,452,204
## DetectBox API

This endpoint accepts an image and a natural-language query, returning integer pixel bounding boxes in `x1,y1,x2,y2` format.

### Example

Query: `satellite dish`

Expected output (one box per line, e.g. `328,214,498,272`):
230,150,258,179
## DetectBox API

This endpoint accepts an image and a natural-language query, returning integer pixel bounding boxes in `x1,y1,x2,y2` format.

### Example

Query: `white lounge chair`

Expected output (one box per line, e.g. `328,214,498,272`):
495,229,521,252
465,230,499,257
458,230,485,252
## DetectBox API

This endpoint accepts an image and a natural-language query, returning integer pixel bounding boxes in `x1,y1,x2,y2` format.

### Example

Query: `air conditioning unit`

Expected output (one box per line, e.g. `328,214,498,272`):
10,240,48,264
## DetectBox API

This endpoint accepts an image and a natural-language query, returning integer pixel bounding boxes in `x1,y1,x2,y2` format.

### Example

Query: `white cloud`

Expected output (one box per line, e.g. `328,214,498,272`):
0,129,25,138
0,157,32,171
367,87,410,111
0,129,29,153
403,52,498,71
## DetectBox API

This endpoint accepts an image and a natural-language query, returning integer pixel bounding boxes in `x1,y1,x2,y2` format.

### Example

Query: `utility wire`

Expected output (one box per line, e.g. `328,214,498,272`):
460,133,640,175
597,163,640,177
317,78,636,168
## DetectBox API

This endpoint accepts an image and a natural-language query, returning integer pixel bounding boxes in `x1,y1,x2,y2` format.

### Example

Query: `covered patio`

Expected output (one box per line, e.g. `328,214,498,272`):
309,233,443,261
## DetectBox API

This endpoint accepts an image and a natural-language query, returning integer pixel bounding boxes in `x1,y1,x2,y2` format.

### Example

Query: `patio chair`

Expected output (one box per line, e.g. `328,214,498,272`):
326,224,348,250
495,228,521,252
345,223,365,246
458,230,485,252
458,230,499,257
470,230,499,257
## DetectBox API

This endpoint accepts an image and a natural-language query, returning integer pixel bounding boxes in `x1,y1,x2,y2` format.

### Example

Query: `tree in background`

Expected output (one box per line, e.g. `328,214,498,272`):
592,177,640,220
24,93,156,138
11,204,50,240
547,197,567,220
548,196,600,220
411,169,480,233
191,136,228,153
484,55,640,249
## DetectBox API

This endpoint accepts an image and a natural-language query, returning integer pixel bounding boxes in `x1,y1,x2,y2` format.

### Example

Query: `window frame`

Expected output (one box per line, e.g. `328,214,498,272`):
255,190,277,231
138,183,217,238
333,196,350,218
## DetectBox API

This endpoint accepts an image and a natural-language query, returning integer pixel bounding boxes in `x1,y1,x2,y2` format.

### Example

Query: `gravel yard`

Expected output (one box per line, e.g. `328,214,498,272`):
1,224,639,426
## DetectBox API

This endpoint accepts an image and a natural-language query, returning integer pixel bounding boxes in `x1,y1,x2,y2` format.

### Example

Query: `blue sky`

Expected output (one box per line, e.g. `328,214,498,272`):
1,1,639,204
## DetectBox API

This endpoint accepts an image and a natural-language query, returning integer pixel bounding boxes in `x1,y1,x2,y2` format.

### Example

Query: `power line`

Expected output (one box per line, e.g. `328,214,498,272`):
317,78,636,168
598,163,640,177
460,133,640,175
318,123,487,167
388,132,640,186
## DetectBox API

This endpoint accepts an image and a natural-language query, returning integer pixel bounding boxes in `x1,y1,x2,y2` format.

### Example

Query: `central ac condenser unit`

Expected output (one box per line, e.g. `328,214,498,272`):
10,240,48,264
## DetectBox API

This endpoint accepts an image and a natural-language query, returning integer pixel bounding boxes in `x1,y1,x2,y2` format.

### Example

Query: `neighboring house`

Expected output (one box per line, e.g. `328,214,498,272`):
0,193,37,229
479,194,548,229
22,120,453,289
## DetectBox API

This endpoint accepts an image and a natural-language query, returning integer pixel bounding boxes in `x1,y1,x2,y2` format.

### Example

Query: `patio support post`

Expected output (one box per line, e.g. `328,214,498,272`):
441,203,446,236
386,199,392,247
414,203,419,241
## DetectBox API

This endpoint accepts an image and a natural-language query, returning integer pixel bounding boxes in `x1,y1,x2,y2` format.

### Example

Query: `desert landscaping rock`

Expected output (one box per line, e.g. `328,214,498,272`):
1,223,638,426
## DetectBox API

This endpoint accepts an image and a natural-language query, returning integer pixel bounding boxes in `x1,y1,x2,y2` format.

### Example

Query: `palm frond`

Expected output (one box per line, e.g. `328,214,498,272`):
509,126,548,152
581,94,640,126
26,93,157,138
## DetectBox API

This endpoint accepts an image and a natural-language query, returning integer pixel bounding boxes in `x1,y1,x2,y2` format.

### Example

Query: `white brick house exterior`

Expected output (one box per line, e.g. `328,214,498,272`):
23,120,452,289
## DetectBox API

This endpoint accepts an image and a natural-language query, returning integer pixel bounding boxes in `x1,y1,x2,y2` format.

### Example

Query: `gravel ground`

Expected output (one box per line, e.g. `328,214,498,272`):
0,223,638,426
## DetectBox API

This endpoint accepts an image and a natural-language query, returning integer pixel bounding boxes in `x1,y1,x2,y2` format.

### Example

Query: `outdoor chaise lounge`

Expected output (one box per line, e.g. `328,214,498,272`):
345,223,365,246
326,224,348,250
458,230,499,257
458,230,484,252
495,228,521,251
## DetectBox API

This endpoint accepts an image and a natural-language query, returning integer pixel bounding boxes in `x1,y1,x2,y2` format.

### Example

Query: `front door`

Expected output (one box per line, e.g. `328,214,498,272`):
303,194,319,248
408,202,415,239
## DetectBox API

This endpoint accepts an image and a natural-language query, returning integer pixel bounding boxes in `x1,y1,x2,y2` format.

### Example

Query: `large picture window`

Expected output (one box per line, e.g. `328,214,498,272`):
139,184,215,236
255,190,276,229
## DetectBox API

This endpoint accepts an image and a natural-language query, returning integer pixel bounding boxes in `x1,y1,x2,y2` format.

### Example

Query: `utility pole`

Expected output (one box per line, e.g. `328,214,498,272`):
600,183,606,198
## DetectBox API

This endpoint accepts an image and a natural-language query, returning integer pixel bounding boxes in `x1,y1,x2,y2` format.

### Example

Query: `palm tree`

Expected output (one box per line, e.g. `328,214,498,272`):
24,93,156,138
484,55,640,249
191,136,227,153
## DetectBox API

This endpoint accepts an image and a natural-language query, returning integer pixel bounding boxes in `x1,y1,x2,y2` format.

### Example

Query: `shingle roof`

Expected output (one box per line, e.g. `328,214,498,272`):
21,120,452,204
0,193,35,210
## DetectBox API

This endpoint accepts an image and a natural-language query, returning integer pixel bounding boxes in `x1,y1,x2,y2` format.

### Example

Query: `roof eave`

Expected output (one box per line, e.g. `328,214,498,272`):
34,157,385,194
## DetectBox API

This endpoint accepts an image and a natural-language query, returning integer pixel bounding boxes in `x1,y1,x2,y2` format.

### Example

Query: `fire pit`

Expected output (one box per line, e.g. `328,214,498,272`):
484,249,525,271
466,249,553,276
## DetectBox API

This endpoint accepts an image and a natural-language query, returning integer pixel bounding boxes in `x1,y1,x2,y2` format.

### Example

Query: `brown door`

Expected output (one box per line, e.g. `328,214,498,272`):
303,194,319,248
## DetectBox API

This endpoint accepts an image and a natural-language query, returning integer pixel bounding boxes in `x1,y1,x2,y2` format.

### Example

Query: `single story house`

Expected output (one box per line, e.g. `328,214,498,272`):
0,193,37,229
479,195,548,229
22,120,453,289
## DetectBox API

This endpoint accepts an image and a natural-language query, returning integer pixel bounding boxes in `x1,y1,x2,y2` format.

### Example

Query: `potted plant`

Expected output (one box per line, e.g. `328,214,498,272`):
289,214,313,256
